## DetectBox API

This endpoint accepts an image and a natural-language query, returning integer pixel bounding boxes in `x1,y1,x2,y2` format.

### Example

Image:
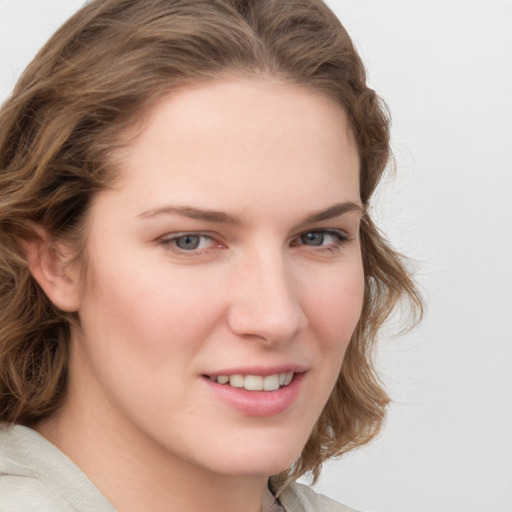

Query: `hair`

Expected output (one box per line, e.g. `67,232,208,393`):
0,0,422,484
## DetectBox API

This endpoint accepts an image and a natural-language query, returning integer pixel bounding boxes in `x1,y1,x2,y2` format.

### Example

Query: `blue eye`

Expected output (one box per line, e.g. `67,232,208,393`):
175,235,202,250
298,230,347,247
161,234,216,252
300,232,326,246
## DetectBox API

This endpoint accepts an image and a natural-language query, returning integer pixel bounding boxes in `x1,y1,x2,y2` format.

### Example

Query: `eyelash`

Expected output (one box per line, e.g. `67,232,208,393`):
158,229,350,255
291,229,349,250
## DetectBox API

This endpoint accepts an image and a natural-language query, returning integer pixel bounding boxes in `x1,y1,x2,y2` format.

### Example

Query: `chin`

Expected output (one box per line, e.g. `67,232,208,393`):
194,434,305,478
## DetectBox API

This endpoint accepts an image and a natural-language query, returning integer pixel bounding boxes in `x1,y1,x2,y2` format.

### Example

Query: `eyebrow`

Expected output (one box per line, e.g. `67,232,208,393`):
137,201,362,225
138,206,241,224
301,201,363,223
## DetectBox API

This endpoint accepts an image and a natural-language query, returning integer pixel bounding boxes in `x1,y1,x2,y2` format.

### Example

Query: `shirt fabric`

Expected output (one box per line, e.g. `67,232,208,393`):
0,424,359,512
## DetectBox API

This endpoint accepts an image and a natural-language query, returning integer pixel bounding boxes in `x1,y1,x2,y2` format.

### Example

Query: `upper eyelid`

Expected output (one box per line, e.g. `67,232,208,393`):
294,228,349,239
160,231,217,241
159,228,350,238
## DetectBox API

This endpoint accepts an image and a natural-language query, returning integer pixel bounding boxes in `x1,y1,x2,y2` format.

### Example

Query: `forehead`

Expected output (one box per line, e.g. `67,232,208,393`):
102,77,360,222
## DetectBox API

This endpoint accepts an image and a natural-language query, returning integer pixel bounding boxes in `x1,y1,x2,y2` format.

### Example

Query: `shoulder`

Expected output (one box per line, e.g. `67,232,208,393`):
0,424,76,512
0,424,116,512
0,475,75,512
278,482,362,512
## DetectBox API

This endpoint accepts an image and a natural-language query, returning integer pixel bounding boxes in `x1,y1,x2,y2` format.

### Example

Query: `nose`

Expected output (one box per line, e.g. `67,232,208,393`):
226,249,308,345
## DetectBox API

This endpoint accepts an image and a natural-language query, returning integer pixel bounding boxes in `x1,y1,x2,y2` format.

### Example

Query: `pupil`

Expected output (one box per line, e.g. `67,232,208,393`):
302,232,324,246
176,235,200,250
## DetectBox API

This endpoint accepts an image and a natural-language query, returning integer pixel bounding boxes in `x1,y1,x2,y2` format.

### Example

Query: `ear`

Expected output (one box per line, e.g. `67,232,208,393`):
22,225,81,313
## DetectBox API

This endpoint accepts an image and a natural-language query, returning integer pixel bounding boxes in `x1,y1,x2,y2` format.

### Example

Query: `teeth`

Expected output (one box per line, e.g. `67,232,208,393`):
215,372,294,391
229,375,244,388
244,375,263,390
263,374,280,391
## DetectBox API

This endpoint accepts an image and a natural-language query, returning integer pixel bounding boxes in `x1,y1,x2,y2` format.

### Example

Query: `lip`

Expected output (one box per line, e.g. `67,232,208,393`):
205,364,306,378
202,367,306,417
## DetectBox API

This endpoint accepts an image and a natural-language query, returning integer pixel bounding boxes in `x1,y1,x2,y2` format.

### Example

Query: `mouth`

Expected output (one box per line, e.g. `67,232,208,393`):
203,369,304,416
206,372,295,391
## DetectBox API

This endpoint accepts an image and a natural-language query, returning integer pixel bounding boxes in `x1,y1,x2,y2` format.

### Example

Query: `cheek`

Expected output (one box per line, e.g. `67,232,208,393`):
304,260,365,351
78,258,224,364
73,262,225,423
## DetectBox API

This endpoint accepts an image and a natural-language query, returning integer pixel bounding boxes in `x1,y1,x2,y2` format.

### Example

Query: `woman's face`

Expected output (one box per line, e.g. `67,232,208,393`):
67,78,364,478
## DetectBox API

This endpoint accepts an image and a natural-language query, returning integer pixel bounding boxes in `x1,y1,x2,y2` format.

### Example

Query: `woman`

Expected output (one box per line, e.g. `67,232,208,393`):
0,1,422,511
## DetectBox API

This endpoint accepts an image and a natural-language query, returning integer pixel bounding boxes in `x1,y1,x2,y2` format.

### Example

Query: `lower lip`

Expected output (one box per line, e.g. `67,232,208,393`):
203,373,304,417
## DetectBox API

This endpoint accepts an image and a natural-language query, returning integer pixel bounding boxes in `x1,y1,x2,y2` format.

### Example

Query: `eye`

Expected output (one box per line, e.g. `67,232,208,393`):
175,235,207,251
293,230,348,248
160,233,219,252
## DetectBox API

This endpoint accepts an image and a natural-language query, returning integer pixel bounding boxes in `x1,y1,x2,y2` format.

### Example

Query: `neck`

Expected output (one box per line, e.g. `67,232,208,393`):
37,407,269,512
35,363,270,512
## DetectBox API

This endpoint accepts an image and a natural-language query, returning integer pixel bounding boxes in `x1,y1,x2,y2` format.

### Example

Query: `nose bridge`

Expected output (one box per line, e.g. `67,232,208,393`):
227,244,307,343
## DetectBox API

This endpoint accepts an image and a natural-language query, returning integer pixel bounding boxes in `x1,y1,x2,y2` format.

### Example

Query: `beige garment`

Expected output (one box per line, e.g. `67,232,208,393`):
0,425,360,512
263,485,286,512
278,482,360,512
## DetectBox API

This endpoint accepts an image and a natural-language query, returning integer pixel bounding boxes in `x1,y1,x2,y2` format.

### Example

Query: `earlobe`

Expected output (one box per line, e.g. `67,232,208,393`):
22,226,81,313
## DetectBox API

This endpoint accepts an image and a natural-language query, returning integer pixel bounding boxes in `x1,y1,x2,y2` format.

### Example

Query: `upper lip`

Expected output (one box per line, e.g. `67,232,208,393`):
203,364,307,378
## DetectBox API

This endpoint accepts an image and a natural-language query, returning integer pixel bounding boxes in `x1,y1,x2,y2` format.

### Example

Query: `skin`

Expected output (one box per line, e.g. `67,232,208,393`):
34,78,364,512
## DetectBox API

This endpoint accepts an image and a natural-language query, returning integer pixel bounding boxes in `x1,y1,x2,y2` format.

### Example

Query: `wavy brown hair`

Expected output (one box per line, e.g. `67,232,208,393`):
0,0,422,483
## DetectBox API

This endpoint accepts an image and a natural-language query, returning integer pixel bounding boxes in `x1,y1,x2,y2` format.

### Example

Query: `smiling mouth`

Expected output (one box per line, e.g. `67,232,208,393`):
206,372,294,391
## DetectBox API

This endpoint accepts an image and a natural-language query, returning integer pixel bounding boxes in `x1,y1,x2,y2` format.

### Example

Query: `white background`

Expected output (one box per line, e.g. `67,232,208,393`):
1,1,511,511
